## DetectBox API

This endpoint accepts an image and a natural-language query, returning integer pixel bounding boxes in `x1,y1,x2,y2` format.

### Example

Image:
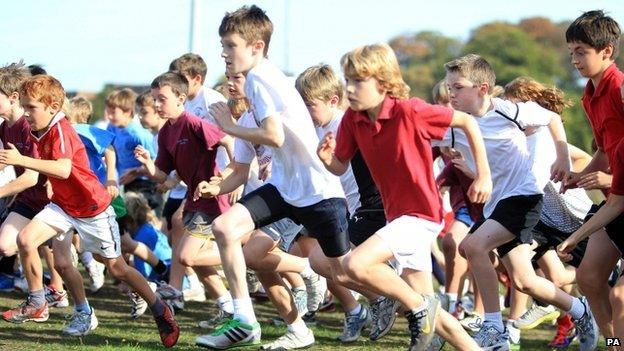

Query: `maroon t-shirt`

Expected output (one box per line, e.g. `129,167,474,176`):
0,117,49,212
155,111,230,215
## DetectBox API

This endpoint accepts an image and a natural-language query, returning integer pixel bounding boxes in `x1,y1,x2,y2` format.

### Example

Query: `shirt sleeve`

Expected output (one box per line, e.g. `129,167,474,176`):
334,113,358,163
138,129,156,158
154,130,174,174
233,138,256,165
86,126,115,156
193,118,225,150
611,140,624,195
411,98,453,140
50,125,76,159
245,76,280,125
516,101,555,129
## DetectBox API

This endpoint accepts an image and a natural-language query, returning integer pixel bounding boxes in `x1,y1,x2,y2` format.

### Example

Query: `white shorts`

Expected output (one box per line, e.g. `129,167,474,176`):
375,215,443,275
35,203,121,259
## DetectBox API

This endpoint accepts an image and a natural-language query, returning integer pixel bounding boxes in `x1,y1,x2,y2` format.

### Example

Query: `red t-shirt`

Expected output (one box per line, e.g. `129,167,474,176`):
582,63,624,179
0,117,49,212
155,111,230,215
611,139,624,195
335,96,453,222
30,113,111,217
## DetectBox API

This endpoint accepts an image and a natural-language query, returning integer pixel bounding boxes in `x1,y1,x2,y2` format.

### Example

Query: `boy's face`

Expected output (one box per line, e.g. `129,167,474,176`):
138,105,161,130
21,96,59,131
0,93,13,119
107,106,132,127
151,86,185,120
446,71,482,115
305,97,336,127
184,74,202,99
221,33,260,75
226,72,246,99
568,42,613,80
345,77,385,112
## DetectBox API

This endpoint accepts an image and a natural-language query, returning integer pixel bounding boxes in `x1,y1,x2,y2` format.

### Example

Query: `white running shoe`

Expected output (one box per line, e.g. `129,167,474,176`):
63,308,99,336
85,260,106,293
261,329,314,350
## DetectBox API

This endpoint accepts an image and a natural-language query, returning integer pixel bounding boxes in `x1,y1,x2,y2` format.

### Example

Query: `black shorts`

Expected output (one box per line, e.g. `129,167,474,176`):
348,209,386,247
162,197,184,231
469,195,543,258
531,221,586,268
586,202,624,254
239,184,349,257
10,201,40,220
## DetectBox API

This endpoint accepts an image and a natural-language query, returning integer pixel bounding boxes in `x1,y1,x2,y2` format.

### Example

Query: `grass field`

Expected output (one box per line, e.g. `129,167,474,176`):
0,283,610,351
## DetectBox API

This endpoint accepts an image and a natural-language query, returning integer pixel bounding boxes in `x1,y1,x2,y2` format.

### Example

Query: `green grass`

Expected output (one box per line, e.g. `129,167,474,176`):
0,286,609,350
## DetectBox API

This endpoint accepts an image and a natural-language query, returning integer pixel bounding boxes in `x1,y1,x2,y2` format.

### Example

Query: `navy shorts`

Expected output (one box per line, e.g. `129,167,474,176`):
238,184,350,257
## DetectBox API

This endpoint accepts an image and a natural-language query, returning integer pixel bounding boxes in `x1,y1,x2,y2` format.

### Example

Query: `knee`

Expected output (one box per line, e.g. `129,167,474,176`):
178,251,195,268
106,259,129,280
53,255,72,273
16,231,37,253
511,276,537,295
342,254,365,281
458,237,479,260
442,234,457,256
0,243,16,257
211,217,232,245
610,285,624,310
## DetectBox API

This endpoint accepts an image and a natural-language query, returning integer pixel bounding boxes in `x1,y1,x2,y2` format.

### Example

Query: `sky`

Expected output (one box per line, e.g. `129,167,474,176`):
1,0,623,92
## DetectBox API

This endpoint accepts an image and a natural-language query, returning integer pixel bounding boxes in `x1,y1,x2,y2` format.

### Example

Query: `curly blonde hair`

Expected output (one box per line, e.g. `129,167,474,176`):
504,77,571,115
124,192,157,234
341,43,410,99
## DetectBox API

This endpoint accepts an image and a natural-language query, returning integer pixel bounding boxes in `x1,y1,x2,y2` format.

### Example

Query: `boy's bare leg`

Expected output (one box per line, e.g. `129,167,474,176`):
537,250,576,288
0,212,30,257
167,205,186,290
609,277,624,342
402,270,481,350
51,233,86,306
282,271,305,289
577,230,619,338
38,245,64,291
257,271,300,324
442,220,470,302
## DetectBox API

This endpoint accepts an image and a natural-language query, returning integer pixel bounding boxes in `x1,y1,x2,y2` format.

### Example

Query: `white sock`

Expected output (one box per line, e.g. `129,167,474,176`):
217,293,234,314
567,297,586,320
80,251,93,266
446,293,458,313
484,312,504,332
233,298,256,324
187,273,201,289
300,260,314,279
348,303,362,316
287,319,309,335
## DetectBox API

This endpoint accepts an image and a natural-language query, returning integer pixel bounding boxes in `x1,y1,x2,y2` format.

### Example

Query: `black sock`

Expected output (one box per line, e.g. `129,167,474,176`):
151,299,165,316
154,260,167,275
0,255,16,275
535,299,548,307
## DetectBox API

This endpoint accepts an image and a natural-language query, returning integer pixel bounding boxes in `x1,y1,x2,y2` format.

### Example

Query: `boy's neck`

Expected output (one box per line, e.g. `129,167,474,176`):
167,108,186,123
471,95,494,117
187,86,201,101
320,108,342,128
117,117,132,128
365,97,386,122
242,56,265,76
590,60,615,89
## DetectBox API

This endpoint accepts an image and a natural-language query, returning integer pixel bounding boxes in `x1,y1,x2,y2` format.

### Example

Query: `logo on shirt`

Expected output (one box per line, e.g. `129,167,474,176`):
194,107,205,117
177,138,189,146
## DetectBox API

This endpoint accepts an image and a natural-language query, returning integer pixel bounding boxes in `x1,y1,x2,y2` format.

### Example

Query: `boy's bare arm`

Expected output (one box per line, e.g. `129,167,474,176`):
0,169,39,198
0,143,71,179
195,162,250,200
546,113,571,182
211,102,285,147
317,132,349,176
218,134,236,162
450,111,492,203
133,145,168,183
103,146,119,197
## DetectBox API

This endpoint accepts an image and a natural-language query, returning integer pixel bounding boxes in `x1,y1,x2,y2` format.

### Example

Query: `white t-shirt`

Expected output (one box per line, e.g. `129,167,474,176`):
234,111,273,195
244,59,344,206
433,98,554,217
316,112,361,215
184,86,230,171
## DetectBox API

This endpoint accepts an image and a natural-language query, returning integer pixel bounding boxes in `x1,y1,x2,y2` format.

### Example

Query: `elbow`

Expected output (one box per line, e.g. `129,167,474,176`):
268,134,285,148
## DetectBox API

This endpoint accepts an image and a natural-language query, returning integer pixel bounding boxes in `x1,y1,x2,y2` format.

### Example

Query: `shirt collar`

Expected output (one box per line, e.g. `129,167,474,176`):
30,111,66,141
352,95,397,124
585,62,618,99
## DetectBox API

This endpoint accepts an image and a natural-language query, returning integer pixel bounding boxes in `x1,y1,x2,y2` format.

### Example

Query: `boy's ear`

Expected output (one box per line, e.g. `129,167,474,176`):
251,40,266,56
8,91,19,104
602,44,615,60
191,74,203,85
177,93,187,105
478,83,490,96
49,101,61,114
329,95,340,107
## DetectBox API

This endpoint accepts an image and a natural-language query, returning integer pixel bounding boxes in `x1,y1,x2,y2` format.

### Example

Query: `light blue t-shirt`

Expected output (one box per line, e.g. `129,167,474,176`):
133,223,172,280
74,124,115,184
107,121,155,178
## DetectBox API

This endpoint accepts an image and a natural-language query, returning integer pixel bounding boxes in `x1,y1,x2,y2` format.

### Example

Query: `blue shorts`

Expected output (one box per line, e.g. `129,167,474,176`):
454,206,474,227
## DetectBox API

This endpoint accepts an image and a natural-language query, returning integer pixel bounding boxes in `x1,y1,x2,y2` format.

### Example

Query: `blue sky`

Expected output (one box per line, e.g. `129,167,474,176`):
1,0,623,92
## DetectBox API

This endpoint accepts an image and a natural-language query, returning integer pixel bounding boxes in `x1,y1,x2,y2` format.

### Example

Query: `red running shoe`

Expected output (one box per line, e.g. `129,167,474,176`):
154,302,180,348
3,300,49,323
548,313,576,349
